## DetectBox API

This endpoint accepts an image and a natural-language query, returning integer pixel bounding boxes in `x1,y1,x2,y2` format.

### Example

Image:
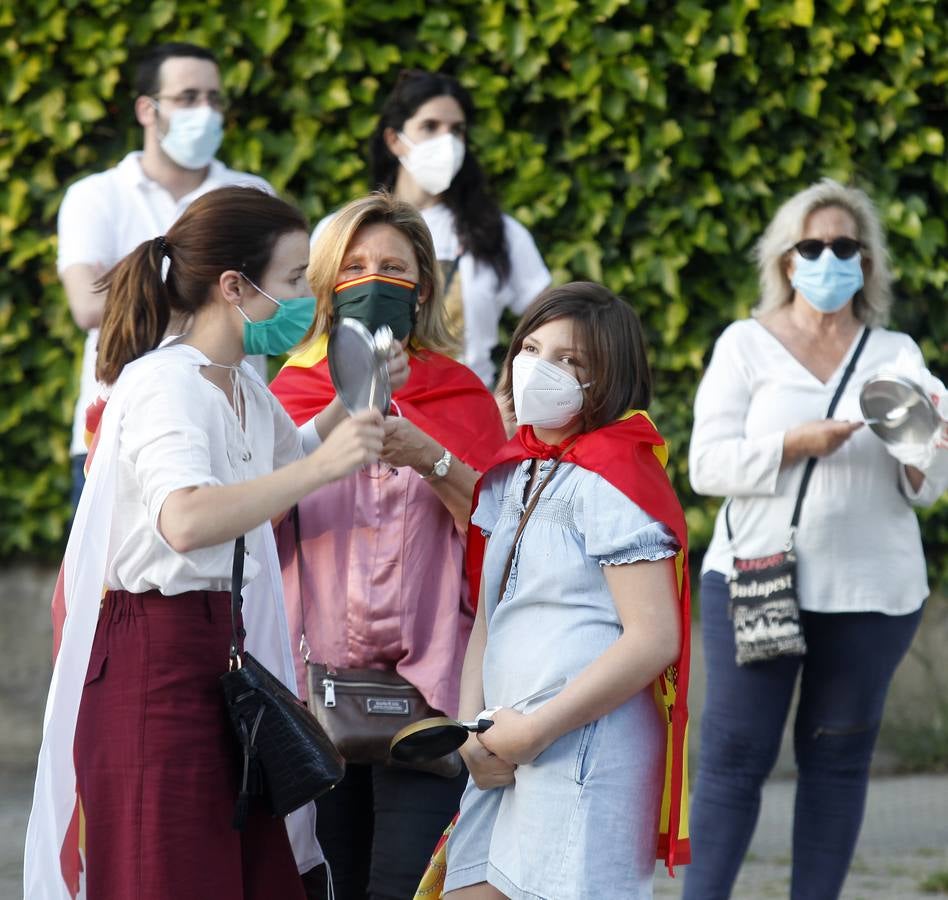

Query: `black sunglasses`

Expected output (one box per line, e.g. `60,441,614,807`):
793,238,864,261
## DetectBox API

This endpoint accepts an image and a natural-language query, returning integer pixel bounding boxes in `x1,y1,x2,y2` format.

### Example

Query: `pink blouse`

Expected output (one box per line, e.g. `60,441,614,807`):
276,461,473,717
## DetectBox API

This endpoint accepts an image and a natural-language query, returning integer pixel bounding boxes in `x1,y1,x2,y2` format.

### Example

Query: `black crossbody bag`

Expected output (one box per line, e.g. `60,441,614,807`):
220,536,345,829
725,327,870,666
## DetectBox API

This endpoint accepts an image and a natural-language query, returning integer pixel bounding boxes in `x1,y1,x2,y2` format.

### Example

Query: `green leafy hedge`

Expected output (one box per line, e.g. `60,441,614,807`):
2,0,945,585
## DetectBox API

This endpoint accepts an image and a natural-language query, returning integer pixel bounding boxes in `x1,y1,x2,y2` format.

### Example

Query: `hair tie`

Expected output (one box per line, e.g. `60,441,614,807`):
154,236,172,283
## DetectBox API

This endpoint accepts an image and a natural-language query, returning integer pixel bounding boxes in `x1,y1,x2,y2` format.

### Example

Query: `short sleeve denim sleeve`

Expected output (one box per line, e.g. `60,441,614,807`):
575,471,680,566
471,465,512,537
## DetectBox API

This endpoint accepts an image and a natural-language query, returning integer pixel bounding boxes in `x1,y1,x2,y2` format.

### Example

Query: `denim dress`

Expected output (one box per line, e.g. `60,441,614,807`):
444,459,680,900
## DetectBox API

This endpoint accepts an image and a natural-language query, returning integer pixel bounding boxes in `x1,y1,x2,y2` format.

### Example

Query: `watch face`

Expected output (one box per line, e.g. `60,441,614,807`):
434,459,450,477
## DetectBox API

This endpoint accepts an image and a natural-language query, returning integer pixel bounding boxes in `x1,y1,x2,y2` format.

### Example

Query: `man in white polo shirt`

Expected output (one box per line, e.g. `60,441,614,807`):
58,42,273,508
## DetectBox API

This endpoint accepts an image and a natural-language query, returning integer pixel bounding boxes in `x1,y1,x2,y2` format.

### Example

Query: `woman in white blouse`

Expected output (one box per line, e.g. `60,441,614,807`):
24,186,384,900
684,179,946,900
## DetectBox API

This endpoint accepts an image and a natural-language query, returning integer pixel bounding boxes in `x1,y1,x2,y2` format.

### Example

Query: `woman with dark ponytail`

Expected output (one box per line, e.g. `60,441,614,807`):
93,235,177,385
25,186,385,900
314,70,551,388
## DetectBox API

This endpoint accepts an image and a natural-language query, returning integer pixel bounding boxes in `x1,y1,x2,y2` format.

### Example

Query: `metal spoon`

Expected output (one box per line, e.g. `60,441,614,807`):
866,404,916,428
367,326,394,410
373,325,394,359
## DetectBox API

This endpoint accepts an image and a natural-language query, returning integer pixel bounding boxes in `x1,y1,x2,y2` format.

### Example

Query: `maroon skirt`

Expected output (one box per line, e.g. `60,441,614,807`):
74,589,305,900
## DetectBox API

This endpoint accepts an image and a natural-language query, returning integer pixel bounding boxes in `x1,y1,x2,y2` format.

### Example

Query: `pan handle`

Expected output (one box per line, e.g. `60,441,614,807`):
459,718,495,733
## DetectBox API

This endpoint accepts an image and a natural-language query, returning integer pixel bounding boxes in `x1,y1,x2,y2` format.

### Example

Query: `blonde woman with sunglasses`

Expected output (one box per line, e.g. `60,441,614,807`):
684,178,947,899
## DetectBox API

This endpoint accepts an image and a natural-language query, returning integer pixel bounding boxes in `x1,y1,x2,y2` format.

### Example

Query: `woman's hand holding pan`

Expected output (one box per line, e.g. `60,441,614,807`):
310,408,385,482
783,418,862,465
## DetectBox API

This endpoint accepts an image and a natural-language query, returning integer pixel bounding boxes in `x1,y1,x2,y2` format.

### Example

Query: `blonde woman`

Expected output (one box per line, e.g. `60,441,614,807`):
685,179,947,899
270,193,507,900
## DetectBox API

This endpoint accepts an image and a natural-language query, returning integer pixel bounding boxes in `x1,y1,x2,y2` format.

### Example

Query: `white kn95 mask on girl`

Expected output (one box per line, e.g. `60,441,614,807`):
512,353,589,429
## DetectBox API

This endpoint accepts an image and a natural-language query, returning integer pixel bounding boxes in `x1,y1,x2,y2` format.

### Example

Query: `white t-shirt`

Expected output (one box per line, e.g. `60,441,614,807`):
314,202,551,385
689,319,947,615
106,344,303,594
57,152,273,456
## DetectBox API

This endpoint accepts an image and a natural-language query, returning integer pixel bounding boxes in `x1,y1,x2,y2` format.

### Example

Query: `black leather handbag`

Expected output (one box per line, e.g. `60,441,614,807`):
220,536,345,829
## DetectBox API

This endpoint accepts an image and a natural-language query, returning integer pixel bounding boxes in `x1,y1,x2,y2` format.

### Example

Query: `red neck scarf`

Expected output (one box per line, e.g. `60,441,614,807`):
467,414,691,873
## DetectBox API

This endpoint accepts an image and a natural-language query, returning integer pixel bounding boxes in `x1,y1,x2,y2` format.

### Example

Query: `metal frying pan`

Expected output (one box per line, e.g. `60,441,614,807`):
859,375,944,445
389,678,567,765
327,319,394,415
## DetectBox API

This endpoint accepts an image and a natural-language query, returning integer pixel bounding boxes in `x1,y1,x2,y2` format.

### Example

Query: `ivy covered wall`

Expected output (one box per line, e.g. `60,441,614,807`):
1,0,945,581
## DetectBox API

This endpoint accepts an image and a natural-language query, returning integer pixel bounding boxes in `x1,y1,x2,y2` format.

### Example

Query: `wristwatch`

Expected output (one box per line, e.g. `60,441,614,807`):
422,447,452,480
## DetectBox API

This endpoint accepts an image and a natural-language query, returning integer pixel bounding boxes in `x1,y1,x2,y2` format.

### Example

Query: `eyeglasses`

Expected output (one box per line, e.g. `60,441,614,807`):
792,238,863,261
152,90,228,111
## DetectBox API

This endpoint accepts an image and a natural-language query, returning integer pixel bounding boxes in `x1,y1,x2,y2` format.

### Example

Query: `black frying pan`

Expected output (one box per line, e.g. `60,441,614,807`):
389,716,494,765
388,677,567,765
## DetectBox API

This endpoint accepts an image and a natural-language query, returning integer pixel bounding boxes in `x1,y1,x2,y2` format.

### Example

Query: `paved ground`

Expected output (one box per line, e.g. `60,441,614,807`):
1,764,33,899
653,773,948,899
5,763,946,898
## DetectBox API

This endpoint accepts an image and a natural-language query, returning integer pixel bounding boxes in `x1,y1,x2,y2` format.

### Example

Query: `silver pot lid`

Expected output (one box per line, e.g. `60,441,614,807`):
859,375,941,445
327,319,392,416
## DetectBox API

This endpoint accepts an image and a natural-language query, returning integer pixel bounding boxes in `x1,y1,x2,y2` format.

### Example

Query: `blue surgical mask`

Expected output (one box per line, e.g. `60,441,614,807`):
790,249,864,313
156,104,223,170
236,274,315,356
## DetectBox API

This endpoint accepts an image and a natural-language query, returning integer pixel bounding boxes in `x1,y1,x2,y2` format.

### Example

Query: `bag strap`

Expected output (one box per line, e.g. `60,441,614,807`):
442,254,462,295
229,535,247,668
789,326,870,528
291,504,313,662
496,440,577,606
726,326,871,544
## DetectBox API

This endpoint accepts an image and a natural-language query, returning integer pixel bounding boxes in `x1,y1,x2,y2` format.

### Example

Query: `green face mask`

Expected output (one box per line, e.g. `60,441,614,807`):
237,274,316,356
332,274,418,341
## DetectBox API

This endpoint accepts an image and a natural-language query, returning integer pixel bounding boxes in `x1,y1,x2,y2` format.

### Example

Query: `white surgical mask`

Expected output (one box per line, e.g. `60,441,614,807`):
157,104,223,170
512,354,589,429
398,132,465,196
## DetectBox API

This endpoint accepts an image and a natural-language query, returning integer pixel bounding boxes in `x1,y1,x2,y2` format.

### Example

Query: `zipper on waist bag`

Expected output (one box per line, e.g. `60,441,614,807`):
319,676,416,708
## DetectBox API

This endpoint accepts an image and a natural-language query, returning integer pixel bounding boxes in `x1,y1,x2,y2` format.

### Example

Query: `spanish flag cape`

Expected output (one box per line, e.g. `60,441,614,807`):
50,395,108,664
413,412,691,899
270,335,506,471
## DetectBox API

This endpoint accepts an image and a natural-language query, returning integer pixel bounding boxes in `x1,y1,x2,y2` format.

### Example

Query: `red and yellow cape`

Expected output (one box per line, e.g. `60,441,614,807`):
270,335,506,472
